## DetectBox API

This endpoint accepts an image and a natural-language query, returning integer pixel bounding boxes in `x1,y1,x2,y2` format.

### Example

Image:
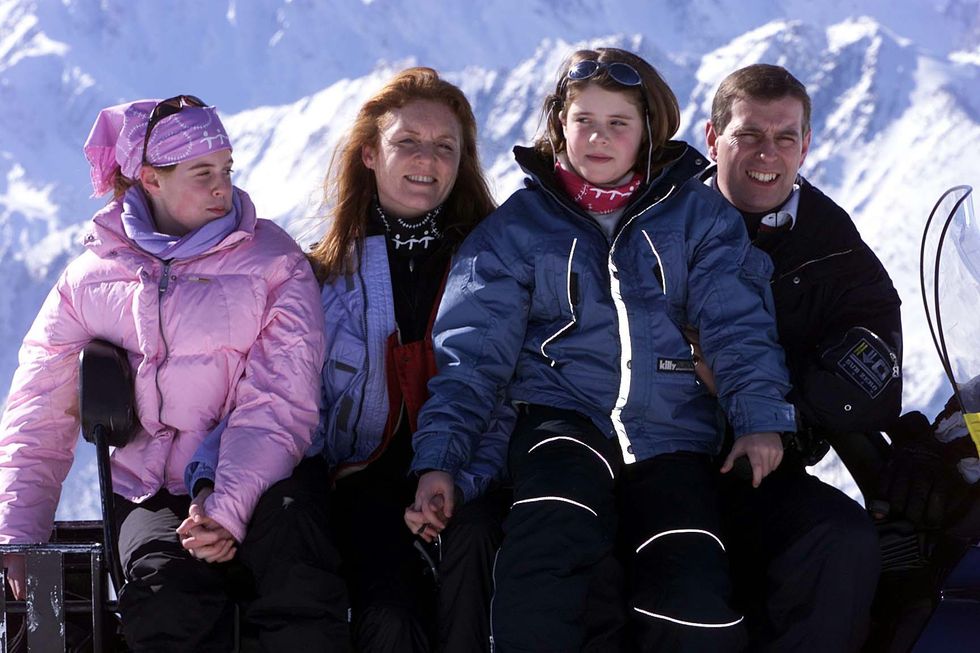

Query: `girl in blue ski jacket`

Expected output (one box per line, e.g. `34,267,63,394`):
409,48,797,652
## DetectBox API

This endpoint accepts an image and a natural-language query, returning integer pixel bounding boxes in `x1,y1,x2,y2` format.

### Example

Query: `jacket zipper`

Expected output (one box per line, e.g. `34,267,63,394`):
367,323,406,463
606,186,678,465
488,547,501,652
773,248,856,283
155,260,173,424
348,263,371,459
138,229,249,433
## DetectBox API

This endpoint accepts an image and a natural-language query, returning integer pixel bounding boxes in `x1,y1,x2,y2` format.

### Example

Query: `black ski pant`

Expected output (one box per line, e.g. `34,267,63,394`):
330,467,505,653
492,405,745,653
720,458,880,652
621,451,748,652
114,456,351,653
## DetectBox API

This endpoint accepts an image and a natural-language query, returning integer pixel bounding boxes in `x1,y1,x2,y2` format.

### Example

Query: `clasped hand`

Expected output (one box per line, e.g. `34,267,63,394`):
176,486,237,563
404,470,457,543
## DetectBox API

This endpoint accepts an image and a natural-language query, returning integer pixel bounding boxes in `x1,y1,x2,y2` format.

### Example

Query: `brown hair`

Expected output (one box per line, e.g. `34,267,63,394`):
711,64,811,137
308,67,495,281
534,47,681,179
113,164,176,201
113,174,135,199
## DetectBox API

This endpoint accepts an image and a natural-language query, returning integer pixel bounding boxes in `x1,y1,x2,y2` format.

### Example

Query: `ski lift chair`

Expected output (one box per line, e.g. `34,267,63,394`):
0,340,136,652
833,421,980,653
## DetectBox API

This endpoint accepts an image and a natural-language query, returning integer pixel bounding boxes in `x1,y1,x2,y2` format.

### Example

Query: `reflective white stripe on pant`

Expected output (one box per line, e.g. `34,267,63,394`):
635,528,726,554
632,529,741,629
528,436,615,480
632,607,744,628
511,496,597,517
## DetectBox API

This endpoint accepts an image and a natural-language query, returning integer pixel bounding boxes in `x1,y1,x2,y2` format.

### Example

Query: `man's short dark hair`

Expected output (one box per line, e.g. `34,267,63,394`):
711,64,811,137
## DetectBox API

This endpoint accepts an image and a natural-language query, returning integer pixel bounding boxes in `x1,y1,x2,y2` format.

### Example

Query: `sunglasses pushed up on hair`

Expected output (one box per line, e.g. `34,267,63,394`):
142,94,206,165
567,60,642,87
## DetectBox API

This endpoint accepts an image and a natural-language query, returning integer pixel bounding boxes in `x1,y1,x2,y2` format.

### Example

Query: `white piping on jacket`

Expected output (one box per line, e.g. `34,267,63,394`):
607,256,635,464
640,229,668,294
540,238,579,367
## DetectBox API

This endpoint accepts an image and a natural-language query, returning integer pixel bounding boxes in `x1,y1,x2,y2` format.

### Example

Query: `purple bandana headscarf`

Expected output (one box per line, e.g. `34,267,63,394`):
83,99,232,197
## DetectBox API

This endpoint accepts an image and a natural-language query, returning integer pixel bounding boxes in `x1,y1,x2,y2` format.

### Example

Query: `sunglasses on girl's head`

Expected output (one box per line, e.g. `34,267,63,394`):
141,94,206,165
567,60,642,87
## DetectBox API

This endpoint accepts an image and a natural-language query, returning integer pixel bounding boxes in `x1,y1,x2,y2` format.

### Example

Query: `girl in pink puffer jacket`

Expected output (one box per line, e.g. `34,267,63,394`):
0,96,350,651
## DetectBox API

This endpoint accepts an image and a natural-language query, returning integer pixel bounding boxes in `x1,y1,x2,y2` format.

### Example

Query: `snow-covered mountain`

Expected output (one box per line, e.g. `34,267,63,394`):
0,0,977,519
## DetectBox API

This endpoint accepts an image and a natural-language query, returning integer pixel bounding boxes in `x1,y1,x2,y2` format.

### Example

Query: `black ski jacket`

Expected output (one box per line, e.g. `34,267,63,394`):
704,169,903,438
762,177,902,434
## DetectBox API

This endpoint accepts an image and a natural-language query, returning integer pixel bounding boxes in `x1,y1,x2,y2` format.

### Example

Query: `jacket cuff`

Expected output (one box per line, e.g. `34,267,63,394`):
453,470,491,504
729,395,797,437
410,445,463,480
203,493,246,544
185,461,217,497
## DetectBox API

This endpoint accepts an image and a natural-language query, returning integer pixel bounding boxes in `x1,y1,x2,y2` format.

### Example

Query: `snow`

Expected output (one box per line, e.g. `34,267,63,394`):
0,0,974,518
951,47,980,65
1,164,58,222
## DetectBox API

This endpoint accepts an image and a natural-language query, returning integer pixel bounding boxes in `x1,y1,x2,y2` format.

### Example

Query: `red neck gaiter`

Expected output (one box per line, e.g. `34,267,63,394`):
555,162,643,214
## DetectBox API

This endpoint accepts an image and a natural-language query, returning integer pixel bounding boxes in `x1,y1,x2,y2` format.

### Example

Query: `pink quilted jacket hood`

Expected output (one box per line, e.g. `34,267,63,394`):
0,189,325,544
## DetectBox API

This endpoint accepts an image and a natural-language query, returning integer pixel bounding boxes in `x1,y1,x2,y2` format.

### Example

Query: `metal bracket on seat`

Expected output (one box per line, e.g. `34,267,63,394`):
0,539,108,653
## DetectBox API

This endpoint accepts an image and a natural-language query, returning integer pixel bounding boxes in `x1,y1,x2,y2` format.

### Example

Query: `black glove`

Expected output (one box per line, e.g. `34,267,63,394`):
878,411,963,529
782,424,830,466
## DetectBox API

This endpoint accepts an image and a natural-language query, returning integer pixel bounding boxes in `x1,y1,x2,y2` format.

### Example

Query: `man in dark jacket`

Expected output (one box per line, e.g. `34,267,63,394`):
702,64,903,652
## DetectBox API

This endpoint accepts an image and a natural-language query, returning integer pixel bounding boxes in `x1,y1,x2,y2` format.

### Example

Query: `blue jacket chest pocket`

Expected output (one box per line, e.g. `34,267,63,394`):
529,248,578,324
635,229,687,325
